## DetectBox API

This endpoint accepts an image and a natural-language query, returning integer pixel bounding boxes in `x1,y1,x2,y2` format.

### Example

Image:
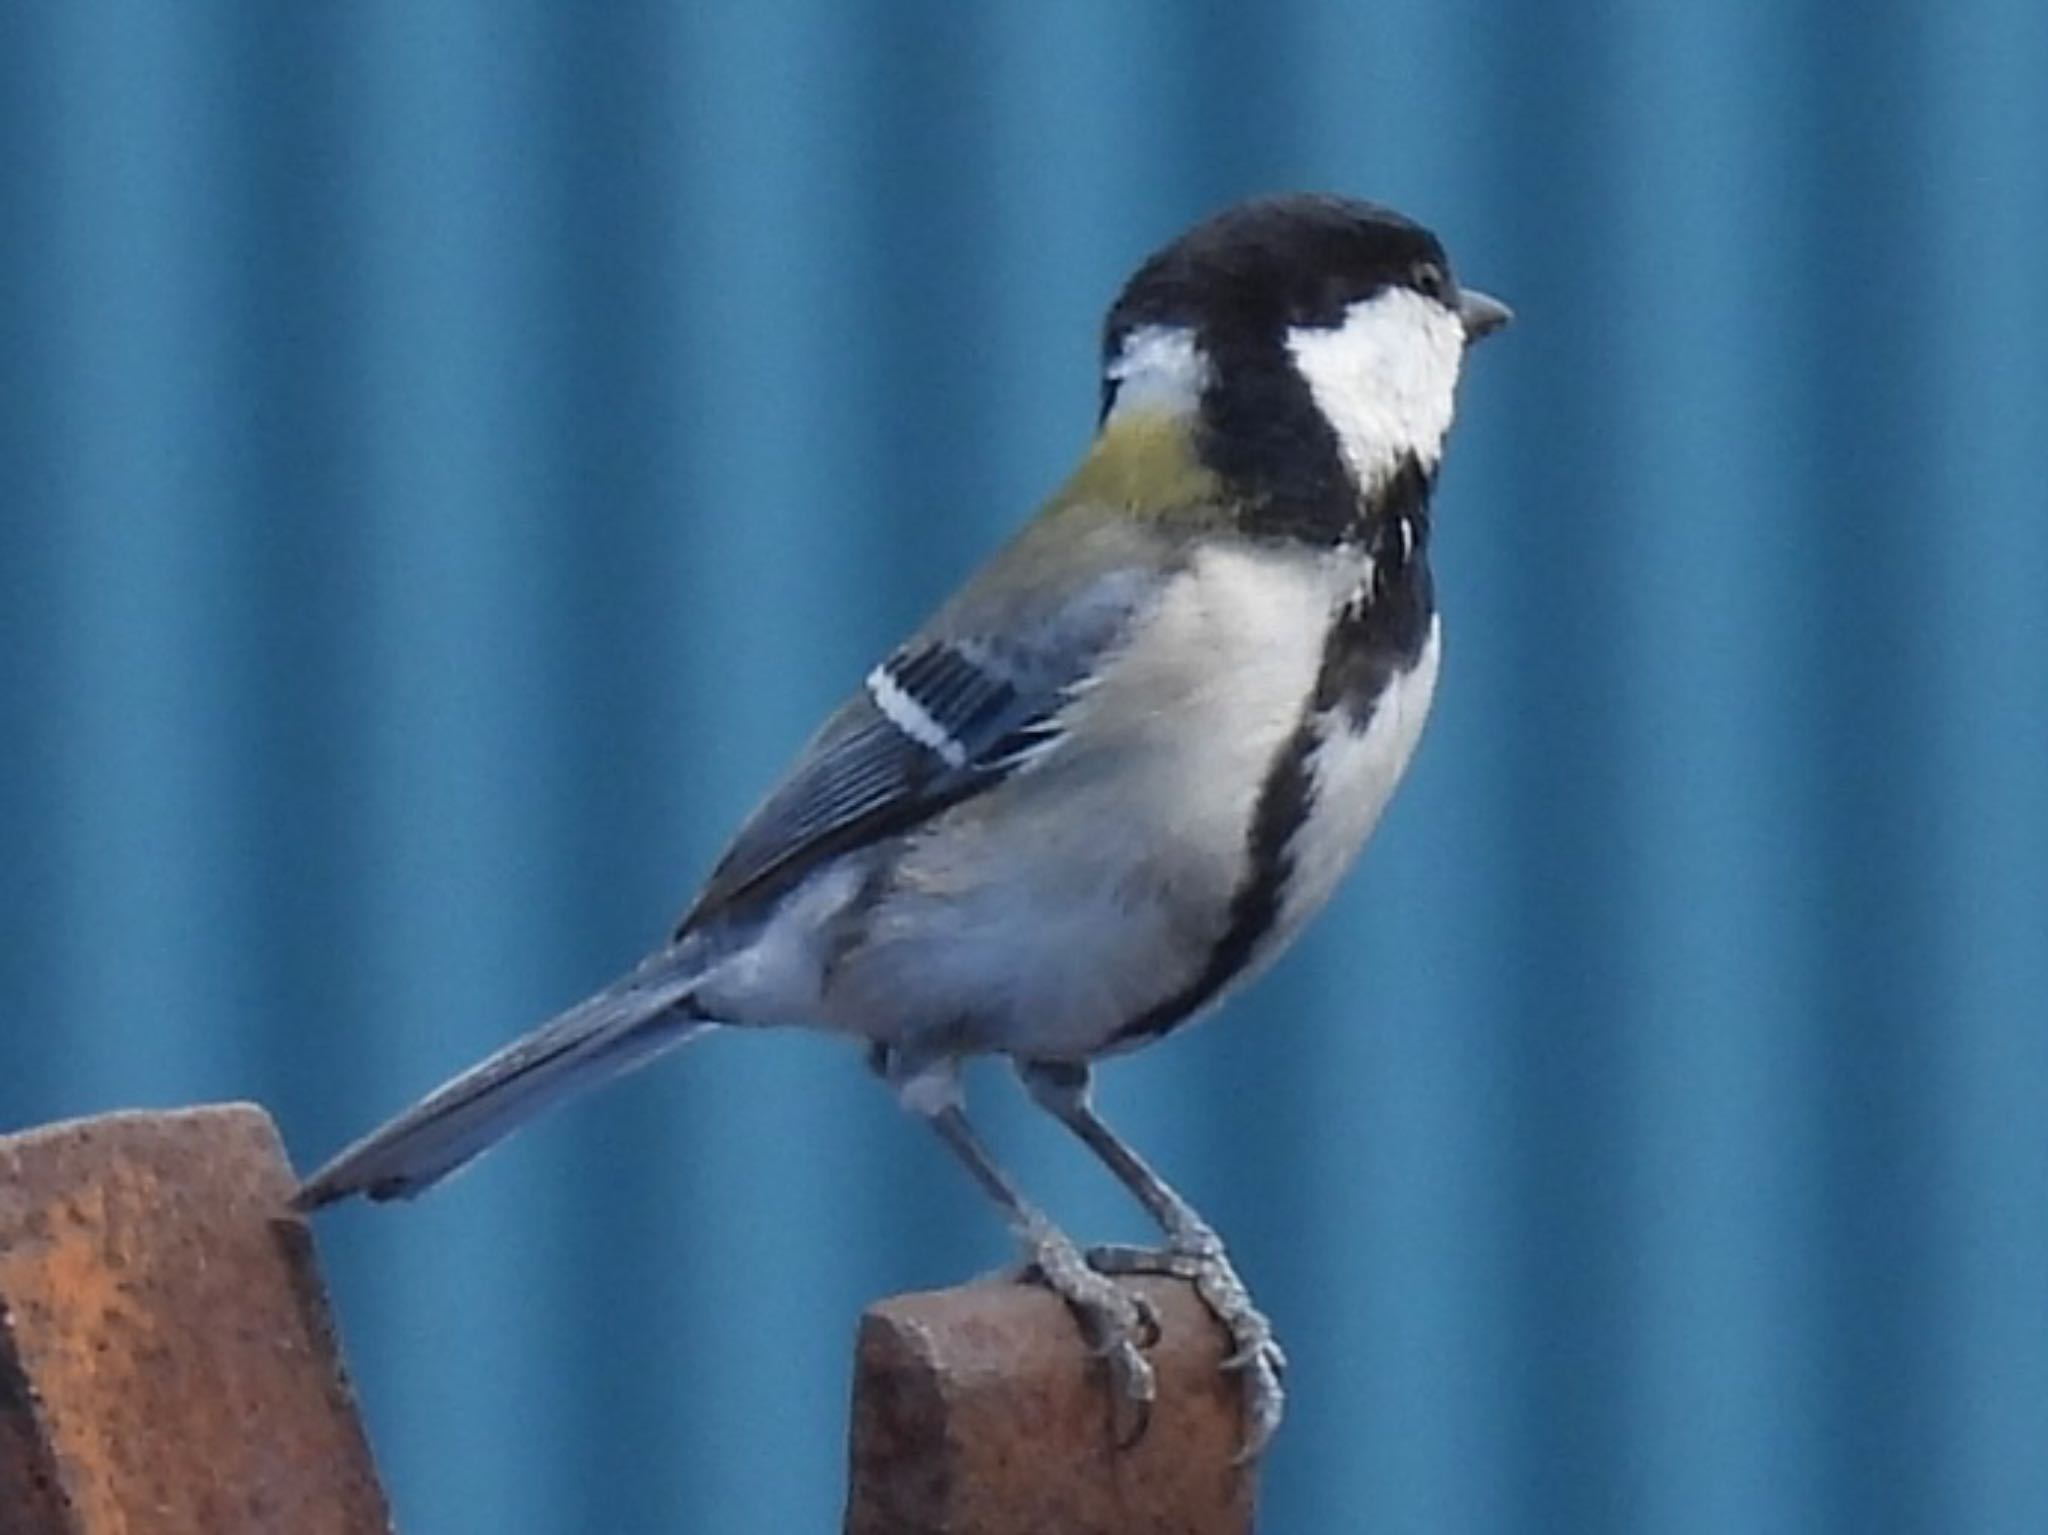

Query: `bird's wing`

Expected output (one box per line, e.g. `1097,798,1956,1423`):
677,552,1163,933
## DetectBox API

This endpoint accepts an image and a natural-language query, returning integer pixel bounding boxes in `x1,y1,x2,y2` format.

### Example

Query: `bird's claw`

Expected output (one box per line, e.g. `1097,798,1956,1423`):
1085,1229,1287,1460
1021,1223,1159,1447
1222,1328,1288,1375
1218,1317,1287,1463
1127,1286,1164,1350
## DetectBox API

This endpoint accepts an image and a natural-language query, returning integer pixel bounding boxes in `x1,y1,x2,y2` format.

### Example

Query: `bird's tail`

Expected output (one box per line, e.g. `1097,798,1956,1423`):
292,950,713,1210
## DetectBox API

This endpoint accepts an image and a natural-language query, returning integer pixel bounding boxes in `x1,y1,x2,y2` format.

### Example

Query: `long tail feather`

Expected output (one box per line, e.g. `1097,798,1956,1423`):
293,953,712,1210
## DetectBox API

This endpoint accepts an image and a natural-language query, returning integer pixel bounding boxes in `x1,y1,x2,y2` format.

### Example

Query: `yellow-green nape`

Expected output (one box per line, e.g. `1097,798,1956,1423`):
1044,411,1222,525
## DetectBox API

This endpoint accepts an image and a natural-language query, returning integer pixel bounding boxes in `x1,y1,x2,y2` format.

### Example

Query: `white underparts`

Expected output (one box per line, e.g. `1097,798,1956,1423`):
1285,289,1465,488
1104,324,1210,421
867,663,968,767
826,542,1364,1060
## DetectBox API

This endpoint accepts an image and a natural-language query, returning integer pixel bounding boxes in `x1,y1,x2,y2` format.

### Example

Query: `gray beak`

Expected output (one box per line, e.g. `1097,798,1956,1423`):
1458,288,1513,342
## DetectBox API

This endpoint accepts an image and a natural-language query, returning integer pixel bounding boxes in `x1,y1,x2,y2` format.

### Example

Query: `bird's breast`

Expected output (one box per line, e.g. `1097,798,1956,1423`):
820,540,1441,1061
1275,613,1441,937
831,541,1366,1057
1057,539,1364,865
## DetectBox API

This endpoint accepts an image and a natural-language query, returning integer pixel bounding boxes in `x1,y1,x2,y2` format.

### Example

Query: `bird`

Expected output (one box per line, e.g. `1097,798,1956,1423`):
293,192,1510,1458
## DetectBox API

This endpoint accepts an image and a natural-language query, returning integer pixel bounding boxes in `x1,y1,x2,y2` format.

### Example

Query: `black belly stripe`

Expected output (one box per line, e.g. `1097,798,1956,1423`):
1109,710,1322,1045
1318,455,1436,722
1108,454,1437,1048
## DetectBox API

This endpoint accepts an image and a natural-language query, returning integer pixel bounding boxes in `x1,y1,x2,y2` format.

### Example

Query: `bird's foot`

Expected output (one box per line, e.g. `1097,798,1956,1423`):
1088,1225,1287,1460
1018,1219,1160,1446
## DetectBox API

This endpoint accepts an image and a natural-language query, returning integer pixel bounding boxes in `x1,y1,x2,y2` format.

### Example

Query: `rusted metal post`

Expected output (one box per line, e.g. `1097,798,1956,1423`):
845,1276,1258,1535
0,1105,391,1534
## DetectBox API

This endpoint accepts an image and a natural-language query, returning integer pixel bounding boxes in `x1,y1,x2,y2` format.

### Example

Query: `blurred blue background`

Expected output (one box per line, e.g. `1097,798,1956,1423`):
4,2,2045,1531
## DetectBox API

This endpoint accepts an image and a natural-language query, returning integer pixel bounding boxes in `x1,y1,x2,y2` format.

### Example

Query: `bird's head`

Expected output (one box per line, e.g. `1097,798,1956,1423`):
1098,194,1509,536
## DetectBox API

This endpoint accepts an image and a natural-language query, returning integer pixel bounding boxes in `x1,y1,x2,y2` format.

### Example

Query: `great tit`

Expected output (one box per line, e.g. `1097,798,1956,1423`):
295,193,1511,1458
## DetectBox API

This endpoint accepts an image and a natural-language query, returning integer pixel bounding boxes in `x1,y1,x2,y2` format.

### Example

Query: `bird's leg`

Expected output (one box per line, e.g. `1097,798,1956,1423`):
876,1046,1157,1445
1018,1058,1287,1460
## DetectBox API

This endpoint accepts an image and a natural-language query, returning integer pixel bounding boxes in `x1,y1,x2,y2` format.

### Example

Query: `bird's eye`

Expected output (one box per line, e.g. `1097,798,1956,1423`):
1411,260,1449,300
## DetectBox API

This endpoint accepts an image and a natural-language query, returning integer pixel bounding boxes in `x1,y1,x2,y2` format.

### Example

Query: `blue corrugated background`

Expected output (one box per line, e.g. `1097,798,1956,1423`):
5,4,2046,1531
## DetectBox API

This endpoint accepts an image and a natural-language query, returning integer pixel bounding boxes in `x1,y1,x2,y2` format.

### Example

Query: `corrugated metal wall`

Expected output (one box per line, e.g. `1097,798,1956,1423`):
4,4,2045,1531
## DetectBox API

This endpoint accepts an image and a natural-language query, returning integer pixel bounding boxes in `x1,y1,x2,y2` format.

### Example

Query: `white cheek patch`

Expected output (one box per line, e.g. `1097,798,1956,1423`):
1104,324,1211,422
1285,289,1465,487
